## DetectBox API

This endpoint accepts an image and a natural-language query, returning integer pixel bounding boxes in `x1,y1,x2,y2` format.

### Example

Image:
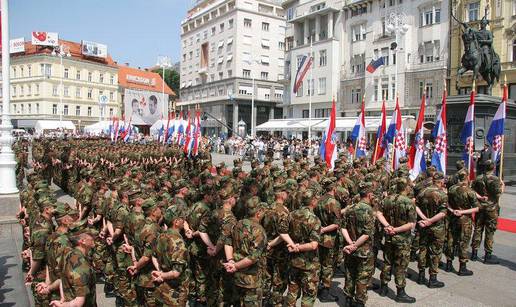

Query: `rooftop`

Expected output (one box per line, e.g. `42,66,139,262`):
118,65,175,96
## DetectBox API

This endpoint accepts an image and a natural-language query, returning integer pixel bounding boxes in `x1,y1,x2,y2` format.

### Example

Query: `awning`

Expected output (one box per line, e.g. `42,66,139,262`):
256,118,326,132
34,120,76,134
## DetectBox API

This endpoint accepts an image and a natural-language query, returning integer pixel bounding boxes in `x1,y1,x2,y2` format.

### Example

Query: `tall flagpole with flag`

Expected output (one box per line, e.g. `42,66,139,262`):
321,97,337,169
351,95,367,159
385,95,406,170
487,75,507,178
431,81,447,174
409,92,426,181
460,80,476,180
372,95,387,164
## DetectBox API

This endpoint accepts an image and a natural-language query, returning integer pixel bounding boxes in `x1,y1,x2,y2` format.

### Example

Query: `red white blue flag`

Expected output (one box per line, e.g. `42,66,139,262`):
293,55,312,94
486,83,507,172
460,88,475,180
351,96,367,158
320,98,338,169
431,89,447,175
373,98,387,163
409,94,427,180
192,110,201,156
385,97,406,170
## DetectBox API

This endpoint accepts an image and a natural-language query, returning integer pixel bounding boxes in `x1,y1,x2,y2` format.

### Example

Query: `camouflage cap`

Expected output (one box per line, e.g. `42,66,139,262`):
273,182,286,192
301,189,316,207
321,177,337,189
358,182,374,195
247,200,267,217
141,198,157,214
199,184,215,194
456,169,468,181
53,202,72,219
433,172,445,181
456,159,465,170
285,178,298,191
485,160,495,171
174,179,190,191
166,204,188,222
394,177,409,193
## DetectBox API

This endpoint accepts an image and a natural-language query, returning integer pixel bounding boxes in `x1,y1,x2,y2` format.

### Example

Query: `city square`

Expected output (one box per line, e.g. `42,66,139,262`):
1,0,516,307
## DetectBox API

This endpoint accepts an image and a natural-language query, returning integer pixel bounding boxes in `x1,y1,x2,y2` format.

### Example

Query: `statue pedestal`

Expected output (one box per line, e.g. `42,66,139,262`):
446,94,516,176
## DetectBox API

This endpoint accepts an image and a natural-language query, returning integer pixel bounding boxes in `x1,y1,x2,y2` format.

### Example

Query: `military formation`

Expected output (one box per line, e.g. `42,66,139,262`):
16,137,503,307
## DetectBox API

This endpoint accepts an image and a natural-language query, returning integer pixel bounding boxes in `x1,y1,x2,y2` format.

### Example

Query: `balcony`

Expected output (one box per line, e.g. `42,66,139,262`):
373,33,393,43
406,60,446,72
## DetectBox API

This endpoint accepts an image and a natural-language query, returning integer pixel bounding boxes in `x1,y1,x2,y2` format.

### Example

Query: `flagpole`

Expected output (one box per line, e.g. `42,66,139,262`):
500,75,507,180
308,36,313,145
470,80,476,178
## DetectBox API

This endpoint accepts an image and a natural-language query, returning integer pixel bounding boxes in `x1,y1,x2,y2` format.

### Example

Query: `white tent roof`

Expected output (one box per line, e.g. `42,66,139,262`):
256,116,415,132
34,120,75,134
84,121,127,135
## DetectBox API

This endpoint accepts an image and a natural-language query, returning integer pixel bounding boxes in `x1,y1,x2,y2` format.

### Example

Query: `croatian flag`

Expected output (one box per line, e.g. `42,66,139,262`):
486,83,507,172
366,57,385,73
109,116,114,141
192,111,202,156
320,98,338,169
123,117,132,142
431,89,447,175
113,117,120,142
293,55,312,94
385,97,406,170
183,112,192,154
163,112,171,145
351,96,367,158
372,98,387,164
158,114,165,143
166,112,176,144
409,94,427,181
176,111,185,145
460,87,476,180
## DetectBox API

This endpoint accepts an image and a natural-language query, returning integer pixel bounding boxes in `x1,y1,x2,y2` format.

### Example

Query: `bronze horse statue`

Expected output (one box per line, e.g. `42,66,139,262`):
454,14,501,94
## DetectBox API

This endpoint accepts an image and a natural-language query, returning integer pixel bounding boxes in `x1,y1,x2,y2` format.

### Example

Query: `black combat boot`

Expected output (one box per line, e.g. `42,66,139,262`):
427,274,445,288
445,260,454,272
395,287,416,303
417,270,426,285
104,283,115,297
318,287,338,302
379,283,389,297
484,253,500,264
458,262,474,276
115,296,125,307
470,249,478,261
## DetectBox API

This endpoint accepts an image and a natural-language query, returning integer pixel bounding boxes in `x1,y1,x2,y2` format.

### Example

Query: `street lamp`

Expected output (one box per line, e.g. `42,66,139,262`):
0,0,19,194
157,56,172,116
385,12,409,100
51,44,71,125
244,58,261,138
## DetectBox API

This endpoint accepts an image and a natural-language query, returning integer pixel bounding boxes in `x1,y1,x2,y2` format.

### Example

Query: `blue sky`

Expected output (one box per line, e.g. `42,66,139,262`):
10,0,192,68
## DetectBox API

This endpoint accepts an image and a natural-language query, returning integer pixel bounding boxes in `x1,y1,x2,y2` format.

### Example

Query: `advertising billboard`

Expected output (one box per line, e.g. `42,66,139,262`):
31,32,58,46
81,40,108,58
10,38,25,53
123,89,168,125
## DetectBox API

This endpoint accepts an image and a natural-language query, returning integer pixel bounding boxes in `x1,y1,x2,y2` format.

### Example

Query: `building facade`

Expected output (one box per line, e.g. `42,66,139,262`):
340,0,449,121
0,40,120,130
179,0,286,136
450,0,516,99
282,0,344,125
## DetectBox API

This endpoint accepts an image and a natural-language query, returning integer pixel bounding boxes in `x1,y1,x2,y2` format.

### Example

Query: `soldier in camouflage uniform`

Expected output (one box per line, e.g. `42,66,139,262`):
285,189,322,307
314,177,341,302
377,178,417,303
471,160,503,264
224,197,267,307
340,182,375,307
446,170,479,275
416,172,447,288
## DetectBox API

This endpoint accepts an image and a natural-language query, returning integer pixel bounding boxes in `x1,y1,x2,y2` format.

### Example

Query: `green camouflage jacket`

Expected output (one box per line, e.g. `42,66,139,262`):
60,248,97,307
381,194,417,242
288,207,321,270
314,194,341,248
341,200,374,258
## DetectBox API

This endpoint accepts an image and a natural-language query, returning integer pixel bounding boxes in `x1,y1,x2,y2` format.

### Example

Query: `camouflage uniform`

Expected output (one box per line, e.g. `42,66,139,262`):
134,217,160,306
30,214,53,307
228,218,267,307
60,247,97,306
341,199,375,306
46,230,73,301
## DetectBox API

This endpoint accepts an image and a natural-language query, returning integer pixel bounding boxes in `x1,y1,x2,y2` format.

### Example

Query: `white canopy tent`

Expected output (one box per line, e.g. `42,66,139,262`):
255,119,326,132
34,120,76,135
83,121,128,135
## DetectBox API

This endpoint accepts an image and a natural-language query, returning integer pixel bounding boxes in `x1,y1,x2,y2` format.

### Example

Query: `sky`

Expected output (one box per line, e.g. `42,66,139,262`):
9,0,193,68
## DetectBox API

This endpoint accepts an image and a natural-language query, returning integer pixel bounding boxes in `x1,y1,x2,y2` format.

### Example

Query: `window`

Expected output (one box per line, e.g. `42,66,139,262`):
425,41,434,62
76,70,81,80
110,91,114,101
261,55,270,65
244,18,252,28
110,75,115,84
87,88,93,99
52,104,58,115
426,81,433,98
229,19,234,29
425,10,433,26
262,22,269,31
381,79,389,100
468,2,480,21
109,108,113,117
228,70,232,77
287,7,295,20
297,83,303,97
21,67,24,77
76,87,81,98
219,72,223,79
352,24,366,41
64,68,69,78
302,109,309,118
220,23,224,32
28,65,32,77
63,105,68,115
100,73,104,83
319,50,327,66
35,84,39,95
419,81,425,98
87,107,92,116
261,72,269,80
41,64,51,77
53,85,58,96
36,103,39,113
64,86,69,97
243,69,251,78
435,8,441,23
381,48,390,65
20,104,24,114
88,72,92,82
76,106,81,116
318,77,326,95
307,79,314,96
27,85,32,96
278,41,285,50
212,27,216,35
13,67,16,78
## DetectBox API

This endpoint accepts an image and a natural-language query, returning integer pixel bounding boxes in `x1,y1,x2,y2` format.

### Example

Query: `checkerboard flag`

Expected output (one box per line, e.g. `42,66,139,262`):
431,88,447,175
385,96,406,170
460,83,476,180
409,94,427,181
321,98,338,170
486,82,507,175
351,96,367,159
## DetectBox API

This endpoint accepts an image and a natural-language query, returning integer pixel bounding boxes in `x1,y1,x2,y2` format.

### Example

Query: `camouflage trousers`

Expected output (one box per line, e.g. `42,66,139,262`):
136,285,157,307
286,265,320,307
446,215,473,263
235,286,263,307
263,257,289,306
344,254,374,305
92,237,108,273
418,225,445,275
319,246,336,288
411,227,420,257
471,208,499,254
115,269,138,307
217,270,238,306
381,238,411,288
155,280,189,307
190,255,215,303
31,278,50,307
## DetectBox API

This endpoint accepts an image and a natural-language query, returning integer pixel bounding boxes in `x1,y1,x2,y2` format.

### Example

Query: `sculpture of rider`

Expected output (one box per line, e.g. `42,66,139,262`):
475,16,494,70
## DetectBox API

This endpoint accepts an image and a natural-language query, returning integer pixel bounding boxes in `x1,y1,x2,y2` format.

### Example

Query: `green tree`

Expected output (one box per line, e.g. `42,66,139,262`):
153,68,180,100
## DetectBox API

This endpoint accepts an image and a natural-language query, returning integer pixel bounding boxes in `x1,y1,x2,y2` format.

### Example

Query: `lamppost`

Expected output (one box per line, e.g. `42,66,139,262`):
0,0,18,194
51,44,71,125
385,12,409,101
157,56,172,117
244,58,261,138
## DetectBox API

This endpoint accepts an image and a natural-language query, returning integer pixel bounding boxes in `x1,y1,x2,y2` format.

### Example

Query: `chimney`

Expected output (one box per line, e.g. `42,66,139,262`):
125,62,129,66
138,67,141,70
114,61,118,64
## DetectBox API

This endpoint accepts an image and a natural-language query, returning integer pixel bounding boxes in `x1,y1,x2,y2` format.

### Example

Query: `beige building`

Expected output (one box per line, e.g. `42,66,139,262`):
0,39,119,130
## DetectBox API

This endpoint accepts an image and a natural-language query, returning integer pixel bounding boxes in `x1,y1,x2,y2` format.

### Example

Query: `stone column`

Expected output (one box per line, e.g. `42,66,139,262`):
232,102,239,136
304,20,309,44
328,13,333,38
315,15,321,41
